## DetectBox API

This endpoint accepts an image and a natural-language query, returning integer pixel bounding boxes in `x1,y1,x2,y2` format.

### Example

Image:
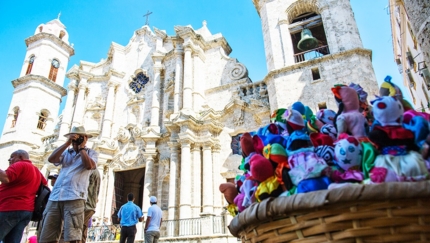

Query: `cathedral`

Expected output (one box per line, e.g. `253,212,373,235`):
0,0,379,241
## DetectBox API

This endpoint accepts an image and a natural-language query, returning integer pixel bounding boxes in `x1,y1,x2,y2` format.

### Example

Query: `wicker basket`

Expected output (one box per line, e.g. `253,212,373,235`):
228,181,430,243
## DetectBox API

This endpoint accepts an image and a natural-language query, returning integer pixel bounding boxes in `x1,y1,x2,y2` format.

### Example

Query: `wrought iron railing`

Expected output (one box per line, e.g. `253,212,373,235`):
293,45,330,63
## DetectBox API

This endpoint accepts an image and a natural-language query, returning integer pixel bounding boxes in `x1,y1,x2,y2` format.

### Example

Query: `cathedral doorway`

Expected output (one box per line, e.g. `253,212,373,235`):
111,168,145,224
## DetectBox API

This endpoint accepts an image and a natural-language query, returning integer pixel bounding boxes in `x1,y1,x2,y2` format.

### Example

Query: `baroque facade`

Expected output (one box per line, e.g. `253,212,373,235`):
0,0,379,241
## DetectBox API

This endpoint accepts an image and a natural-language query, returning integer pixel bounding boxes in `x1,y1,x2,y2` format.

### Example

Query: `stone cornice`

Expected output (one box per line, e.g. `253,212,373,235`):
0,140,40,149
174,25,232,56
205,78,249,95
25,32,75,56
263,48,373,83
153,27,168,40
12,74,67,97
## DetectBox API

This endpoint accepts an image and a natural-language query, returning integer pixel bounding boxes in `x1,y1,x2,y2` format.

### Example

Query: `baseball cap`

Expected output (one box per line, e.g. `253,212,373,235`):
150,196,157,203
48,174,58,179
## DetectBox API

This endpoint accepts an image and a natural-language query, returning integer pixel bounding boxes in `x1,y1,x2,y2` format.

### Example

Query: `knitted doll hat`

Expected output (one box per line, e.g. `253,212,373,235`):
240,133,255,157
371,96,404,126
283,109,305,131
292,101,305,116
331,85,360,112
249,154,275,182
316,109,336,125
219,182,238,204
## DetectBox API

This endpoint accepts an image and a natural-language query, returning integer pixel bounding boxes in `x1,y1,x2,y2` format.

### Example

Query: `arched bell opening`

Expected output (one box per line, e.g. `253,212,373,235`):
290,12,330,63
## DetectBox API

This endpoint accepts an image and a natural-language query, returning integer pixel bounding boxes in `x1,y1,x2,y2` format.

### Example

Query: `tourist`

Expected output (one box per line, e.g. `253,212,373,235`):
39,126,97,243
117,193,144,243
47,174,58,187
144,196,163,243
82,169,100,243
0,150,47,243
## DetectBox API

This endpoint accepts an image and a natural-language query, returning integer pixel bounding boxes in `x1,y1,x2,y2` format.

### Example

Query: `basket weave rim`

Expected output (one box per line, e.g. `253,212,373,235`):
228,181,430,236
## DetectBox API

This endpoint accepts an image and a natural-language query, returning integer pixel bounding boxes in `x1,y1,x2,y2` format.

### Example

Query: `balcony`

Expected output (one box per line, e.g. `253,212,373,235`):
293,45,330,63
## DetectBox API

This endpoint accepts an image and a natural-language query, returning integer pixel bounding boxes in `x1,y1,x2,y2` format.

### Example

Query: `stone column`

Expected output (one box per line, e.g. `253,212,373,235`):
150,66,163,128
58,80,77,138
71,77,89,127
103,166,115,223
278,20,295,66
142,154,155,214
182,47,193,111
191,144,202,217
94,165,105,220
212,144,222,214
167,142,180,220
179,139,192,219
101,81,118,138
173,48,184,113
202,144,213,214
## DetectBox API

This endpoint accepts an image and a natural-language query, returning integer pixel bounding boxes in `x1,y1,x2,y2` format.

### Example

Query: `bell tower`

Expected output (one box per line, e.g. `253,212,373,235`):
253,0,379,111
0,18,74,169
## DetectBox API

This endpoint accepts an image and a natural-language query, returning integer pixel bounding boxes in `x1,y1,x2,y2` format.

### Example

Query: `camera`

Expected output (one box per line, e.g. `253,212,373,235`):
72,136,85,145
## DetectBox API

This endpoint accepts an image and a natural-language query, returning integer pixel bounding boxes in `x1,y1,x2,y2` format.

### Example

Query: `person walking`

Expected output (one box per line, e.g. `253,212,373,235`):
144,196,163,243
82,169,100,243
117,193,144,243
0,150,47,243
39,126,97,243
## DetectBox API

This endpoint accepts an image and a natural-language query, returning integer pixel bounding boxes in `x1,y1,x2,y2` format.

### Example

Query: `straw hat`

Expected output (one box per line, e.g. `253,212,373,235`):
64,126,93,138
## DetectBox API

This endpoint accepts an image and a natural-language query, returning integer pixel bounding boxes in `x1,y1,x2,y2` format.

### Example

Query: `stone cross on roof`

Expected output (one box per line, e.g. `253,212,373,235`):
143,10,153,26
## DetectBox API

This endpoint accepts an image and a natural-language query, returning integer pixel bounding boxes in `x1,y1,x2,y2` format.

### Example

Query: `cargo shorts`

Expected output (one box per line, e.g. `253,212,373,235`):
39,199,85,242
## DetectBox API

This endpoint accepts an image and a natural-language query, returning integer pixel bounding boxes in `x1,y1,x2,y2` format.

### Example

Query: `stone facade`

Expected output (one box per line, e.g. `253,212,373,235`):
403,0,430,66
389,0,430,110
1,1,381,242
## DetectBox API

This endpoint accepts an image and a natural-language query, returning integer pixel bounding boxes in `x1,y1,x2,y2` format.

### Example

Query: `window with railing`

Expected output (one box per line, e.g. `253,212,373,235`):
37,111,48,130
289,12,330,63
26,55,35,75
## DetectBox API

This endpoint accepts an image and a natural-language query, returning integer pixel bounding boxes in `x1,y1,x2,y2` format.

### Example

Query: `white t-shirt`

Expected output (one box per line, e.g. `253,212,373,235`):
147,204,162,232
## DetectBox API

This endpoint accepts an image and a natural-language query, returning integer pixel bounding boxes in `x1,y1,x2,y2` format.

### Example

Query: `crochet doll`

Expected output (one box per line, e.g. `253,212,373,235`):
331,85,367,140
368,96,428,182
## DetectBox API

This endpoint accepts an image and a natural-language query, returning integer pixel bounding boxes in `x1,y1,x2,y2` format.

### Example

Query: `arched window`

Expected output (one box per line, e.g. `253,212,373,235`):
37,111,48,130
59,30,65,39
25,55,35,75
48,59,60,82
129,72,149,93
11,107,19,128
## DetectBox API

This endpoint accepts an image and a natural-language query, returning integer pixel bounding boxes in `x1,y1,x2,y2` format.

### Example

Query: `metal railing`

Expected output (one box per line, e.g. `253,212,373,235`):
87,224,121,242
159,215,227,237
293,45,330,63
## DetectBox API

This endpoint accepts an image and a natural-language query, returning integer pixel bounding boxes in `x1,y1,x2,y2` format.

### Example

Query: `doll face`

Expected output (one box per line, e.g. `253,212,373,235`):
320,124,337,141
315,145,335,164
334,137,362,171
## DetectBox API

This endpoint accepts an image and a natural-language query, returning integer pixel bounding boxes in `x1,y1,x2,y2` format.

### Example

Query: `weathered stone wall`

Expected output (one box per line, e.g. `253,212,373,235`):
403,0,430,65
266,49,379,112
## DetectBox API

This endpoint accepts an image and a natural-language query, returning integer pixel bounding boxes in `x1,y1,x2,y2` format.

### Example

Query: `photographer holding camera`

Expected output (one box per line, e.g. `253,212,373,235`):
39,126,98,243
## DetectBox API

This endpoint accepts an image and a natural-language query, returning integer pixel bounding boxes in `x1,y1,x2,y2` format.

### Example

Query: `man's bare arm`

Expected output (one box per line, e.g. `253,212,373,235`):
0,169,9,184
48,137,72,164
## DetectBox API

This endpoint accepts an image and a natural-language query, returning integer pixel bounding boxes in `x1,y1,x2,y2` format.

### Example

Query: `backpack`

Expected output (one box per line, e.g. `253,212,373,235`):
31,181,51,222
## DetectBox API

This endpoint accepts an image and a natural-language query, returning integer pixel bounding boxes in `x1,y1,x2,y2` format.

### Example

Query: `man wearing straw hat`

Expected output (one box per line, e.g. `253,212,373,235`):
39,126,98,243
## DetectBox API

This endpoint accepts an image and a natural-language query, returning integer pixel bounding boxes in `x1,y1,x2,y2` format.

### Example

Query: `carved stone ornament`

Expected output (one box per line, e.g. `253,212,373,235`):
158,158,170,180
116,127,131,143
86,96,106,111
121,145,141,167
229,63,248,80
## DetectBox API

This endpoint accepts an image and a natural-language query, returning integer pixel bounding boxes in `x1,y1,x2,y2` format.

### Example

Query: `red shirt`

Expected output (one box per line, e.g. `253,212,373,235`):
0,160,47,212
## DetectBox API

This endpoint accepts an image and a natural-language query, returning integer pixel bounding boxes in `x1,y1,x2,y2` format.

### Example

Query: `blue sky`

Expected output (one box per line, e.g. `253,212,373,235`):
0,0,403,132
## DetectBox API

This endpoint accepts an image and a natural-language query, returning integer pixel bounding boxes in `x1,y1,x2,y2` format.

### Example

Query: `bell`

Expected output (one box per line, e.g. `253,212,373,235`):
297,28,318,51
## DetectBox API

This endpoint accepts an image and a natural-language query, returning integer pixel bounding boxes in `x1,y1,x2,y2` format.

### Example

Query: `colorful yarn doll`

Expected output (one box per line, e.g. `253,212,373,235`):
349,82,373,127
379,75,414,111
331,85,367,140
369,96,429,183
330,134,364,186
285,127,329,194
